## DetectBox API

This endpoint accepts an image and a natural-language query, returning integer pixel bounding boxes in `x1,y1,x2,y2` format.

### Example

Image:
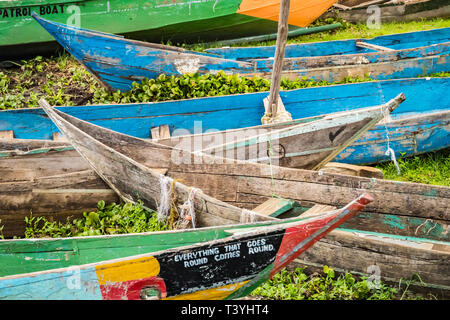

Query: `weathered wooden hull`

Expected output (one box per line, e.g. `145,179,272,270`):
0,0,336,58
32,13,450,91
1,78,448,164
0,199,370,300
324,0,450,24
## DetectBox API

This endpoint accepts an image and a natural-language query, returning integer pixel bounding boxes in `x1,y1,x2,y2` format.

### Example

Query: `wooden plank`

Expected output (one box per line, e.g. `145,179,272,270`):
252,197,298,217
321,162,383,179
0,131,14,139
356,41,396,52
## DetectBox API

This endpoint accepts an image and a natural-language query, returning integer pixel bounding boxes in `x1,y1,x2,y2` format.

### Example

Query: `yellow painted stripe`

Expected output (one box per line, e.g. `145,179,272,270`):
163,281,249,300
95,256,160,285
237,0,337,27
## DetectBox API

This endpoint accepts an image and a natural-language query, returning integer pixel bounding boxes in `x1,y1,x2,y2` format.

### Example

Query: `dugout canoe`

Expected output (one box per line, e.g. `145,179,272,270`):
0,0,337,59
0,102,448,296
32,13,450,91
0,196,370,300
1,77,448,164
325,0,450,24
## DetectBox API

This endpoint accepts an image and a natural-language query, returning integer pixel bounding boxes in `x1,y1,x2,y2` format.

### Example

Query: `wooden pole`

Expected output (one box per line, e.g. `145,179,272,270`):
267,0,291,118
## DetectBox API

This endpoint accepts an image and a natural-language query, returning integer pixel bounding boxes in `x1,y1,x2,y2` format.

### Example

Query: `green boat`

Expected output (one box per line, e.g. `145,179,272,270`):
0,0,337,58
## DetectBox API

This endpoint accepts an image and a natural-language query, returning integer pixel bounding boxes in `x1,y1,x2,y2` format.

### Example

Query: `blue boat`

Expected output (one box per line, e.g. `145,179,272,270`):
32,13,450,92
1,77,448,165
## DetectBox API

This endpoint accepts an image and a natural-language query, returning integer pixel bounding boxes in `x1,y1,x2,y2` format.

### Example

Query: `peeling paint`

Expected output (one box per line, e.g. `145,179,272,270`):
174,58,200,74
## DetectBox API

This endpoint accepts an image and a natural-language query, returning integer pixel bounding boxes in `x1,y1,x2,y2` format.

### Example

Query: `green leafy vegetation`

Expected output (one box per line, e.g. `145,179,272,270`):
1,18,449,110
423,71,450,77
22,200,168,239
251,266,427,300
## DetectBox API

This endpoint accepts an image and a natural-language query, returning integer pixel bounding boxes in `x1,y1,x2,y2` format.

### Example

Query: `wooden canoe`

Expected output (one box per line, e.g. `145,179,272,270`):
32,13,450,91
7,99,444,296
0,0,337,59
325,0,450,24
0,197,370,300
1,78,448,164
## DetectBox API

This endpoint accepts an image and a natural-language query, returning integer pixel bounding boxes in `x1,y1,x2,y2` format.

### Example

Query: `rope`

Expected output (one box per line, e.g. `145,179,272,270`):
179,188,201,229
381,103,401,175
414,219,438,236
157,175,173,222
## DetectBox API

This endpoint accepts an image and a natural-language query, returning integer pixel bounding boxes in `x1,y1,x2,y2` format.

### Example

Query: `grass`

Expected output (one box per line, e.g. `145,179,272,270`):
1,18,449,110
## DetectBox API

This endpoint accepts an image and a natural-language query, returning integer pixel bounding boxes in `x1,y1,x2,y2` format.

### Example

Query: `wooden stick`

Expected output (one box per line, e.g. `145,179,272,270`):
267,0,291,118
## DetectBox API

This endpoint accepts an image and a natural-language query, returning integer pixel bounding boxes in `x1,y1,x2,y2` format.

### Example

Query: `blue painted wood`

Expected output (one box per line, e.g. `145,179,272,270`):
32,13,450,92
1,78,448,164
